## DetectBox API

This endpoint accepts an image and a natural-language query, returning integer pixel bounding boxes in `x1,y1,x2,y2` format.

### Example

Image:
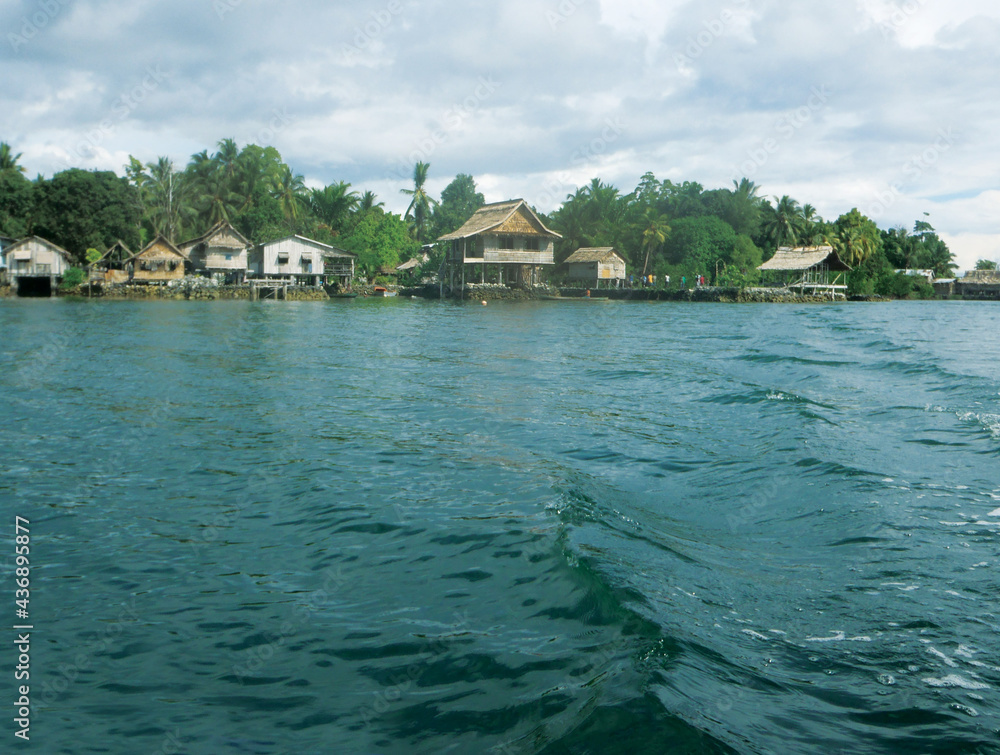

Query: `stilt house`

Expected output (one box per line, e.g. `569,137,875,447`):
179,221,250,284
437,199,561,290
126,236,189,284
248,235,355,287
89,240,134,284
758,246,851,297
5,236,74,295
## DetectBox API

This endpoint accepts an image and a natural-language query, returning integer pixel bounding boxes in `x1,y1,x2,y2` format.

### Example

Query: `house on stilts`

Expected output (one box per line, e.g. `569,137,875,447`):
125,236,189,284
758,246,852,299
4,236,74,296
436,199,561,295
179,221,250,284
564,247,627,288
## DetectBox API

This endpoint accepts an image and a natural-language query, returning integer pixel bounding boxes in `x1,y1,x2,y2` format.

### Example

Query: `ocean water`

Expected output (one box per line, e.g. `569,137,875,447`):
1,298,999,754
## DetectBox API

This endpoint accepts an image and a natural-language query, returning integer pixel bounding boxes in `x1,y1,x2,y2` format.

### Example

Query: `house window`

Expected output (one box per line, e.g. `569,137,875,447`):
524,238,540,251
277,254,290,265
225,254,232,261
499,235,514,250
37,264,51,274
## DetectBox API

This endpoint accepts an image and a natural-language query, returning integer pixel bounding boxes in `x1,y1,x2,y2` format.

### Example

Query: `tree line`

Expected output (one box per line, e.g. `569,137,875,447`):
0,139,970,295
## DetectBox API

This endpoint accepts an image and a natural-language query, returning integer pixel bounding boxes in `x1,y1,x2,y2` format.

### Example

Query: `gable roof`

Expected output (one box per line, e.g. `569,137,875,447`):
758,246,852,272
179,221,250,251
437,199,562,242
5,235,73,260
95,240,134,265
564,247,625,264
258,235,356,258
127,235,188,262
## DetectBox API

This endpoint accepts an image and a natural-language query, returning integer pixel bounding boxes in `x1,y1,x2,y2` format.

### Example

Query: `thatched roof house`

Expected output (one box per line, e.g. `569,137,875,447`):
437,199,561,289
758,245,851,296
90,240,134,283
564,247,627,286
127,236,188,284
759,246,851,272
179,221,250,283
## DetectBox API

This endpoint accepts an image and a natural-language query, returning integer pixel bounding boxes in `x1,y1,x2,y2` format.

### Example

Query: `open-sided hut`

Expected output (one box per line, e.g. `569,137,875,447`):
5,236,74,295
126,236,188,284
248,235,355,287
90,240,134,284
437,199,561,291
179,221,250,284
758,246,852,297
564,247,627,288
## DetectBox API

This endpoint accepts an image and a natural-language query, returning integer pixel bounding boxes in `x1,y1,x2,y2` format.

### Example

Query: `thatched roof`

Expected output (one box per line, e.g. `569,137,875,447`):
127,235,188,262
564,247,625,264
758,246,852,272
96,240,134,265
5,236,73,261
179,221,250,252
437,199,561,242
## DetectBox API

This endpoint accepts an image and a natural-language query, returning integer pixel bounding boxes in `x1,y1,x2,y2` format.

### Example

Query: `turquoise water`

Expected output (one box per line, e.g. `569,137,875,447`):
2,298,999,754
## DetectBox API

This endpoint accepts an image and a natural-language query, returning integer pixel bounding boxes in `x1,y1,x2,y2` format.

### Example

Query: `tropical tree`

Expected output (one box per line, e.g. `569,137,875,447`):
431,174,485,239
0,142,26,174
141,157,189,242
975,259,998,271
639,210,670,276
401,161,438,242
271,165,308,232
762,195,805,247
722,178,764,237
309,181,359,234
358,190,384,213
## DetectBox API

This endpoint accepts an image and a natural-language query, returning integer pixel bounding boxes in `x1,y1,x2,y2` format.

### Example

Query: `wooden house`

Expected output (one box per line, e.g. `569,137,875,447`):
437,199,561,290
89,240,134,284
758,246,851,297
0,235,14,282
5,236,74,295
564,247,627,288
249,235,355,287
126,236,188,284
179,221,250,284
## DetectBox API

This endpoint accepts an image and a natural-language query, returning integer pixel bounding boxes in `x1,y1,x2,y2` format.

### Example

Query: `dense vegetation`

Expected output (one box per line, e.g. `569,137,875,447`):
1,139,959,296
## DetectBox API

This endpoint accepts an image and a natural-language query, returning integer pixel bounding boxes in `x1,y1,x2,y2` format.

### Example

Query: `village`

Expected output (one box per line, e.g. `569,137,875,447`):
2,197,998,303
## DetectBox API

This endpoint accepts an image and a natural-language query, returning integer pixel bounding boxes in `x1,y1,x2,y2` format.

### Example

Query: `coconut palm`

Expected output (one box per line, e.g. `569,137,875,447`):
358,190,384,213
401,161,438,241
762,195,805,247
143,157,189,242
724,178,764,236
271,165,308,231
309,182,359,233
640,210,671,277
0,142,25,174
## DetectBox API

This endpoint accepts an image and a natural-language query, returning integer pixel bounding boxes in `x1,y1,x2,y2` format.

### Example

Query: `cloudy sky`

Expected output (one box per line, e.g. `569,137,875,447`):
2,0,997,269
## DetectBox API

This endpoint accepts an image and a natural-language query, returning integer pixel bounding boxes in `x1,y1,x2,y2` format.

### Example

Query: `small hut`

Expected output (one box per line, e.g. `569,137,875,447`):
437,199,561,292
5,236,74,295
758,246,851,297
564,247,627,288
179,221,250,284
126,236,188,284
89,240,134,284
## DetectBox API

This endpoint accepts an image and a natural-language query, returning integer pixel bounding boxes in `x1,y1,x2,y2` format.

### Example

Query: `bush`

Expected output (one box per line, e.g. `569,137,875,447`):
59,267,86,290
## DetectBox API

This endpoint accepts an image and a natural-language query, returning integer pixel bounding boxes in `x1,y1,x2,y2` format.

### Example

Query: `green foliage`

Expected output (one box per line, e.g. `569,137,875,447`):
341,209,419,274
0,169,33,237
431,174,484,239
32,169,141,261
975,259,998,271
401,161,438,242
233,185,286,245
59,267,86,290
85,248,102,264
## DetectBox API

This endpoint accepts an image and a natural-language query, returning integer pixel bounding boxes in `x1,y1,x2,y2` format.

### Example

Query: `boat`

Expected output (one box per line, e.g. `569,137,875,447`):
373,286,398,298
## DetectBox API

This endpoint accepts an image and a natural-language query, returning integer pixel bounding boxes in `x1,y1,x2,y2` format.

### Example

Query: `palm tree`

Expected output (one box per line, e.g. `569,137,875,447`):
310,182,359,233
724,178,764,236
271,165,308,231
640,210,671,277
401,161,438,241
143,157,189,242
358,190,384,212
0,142,26,174
762,195,805,247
